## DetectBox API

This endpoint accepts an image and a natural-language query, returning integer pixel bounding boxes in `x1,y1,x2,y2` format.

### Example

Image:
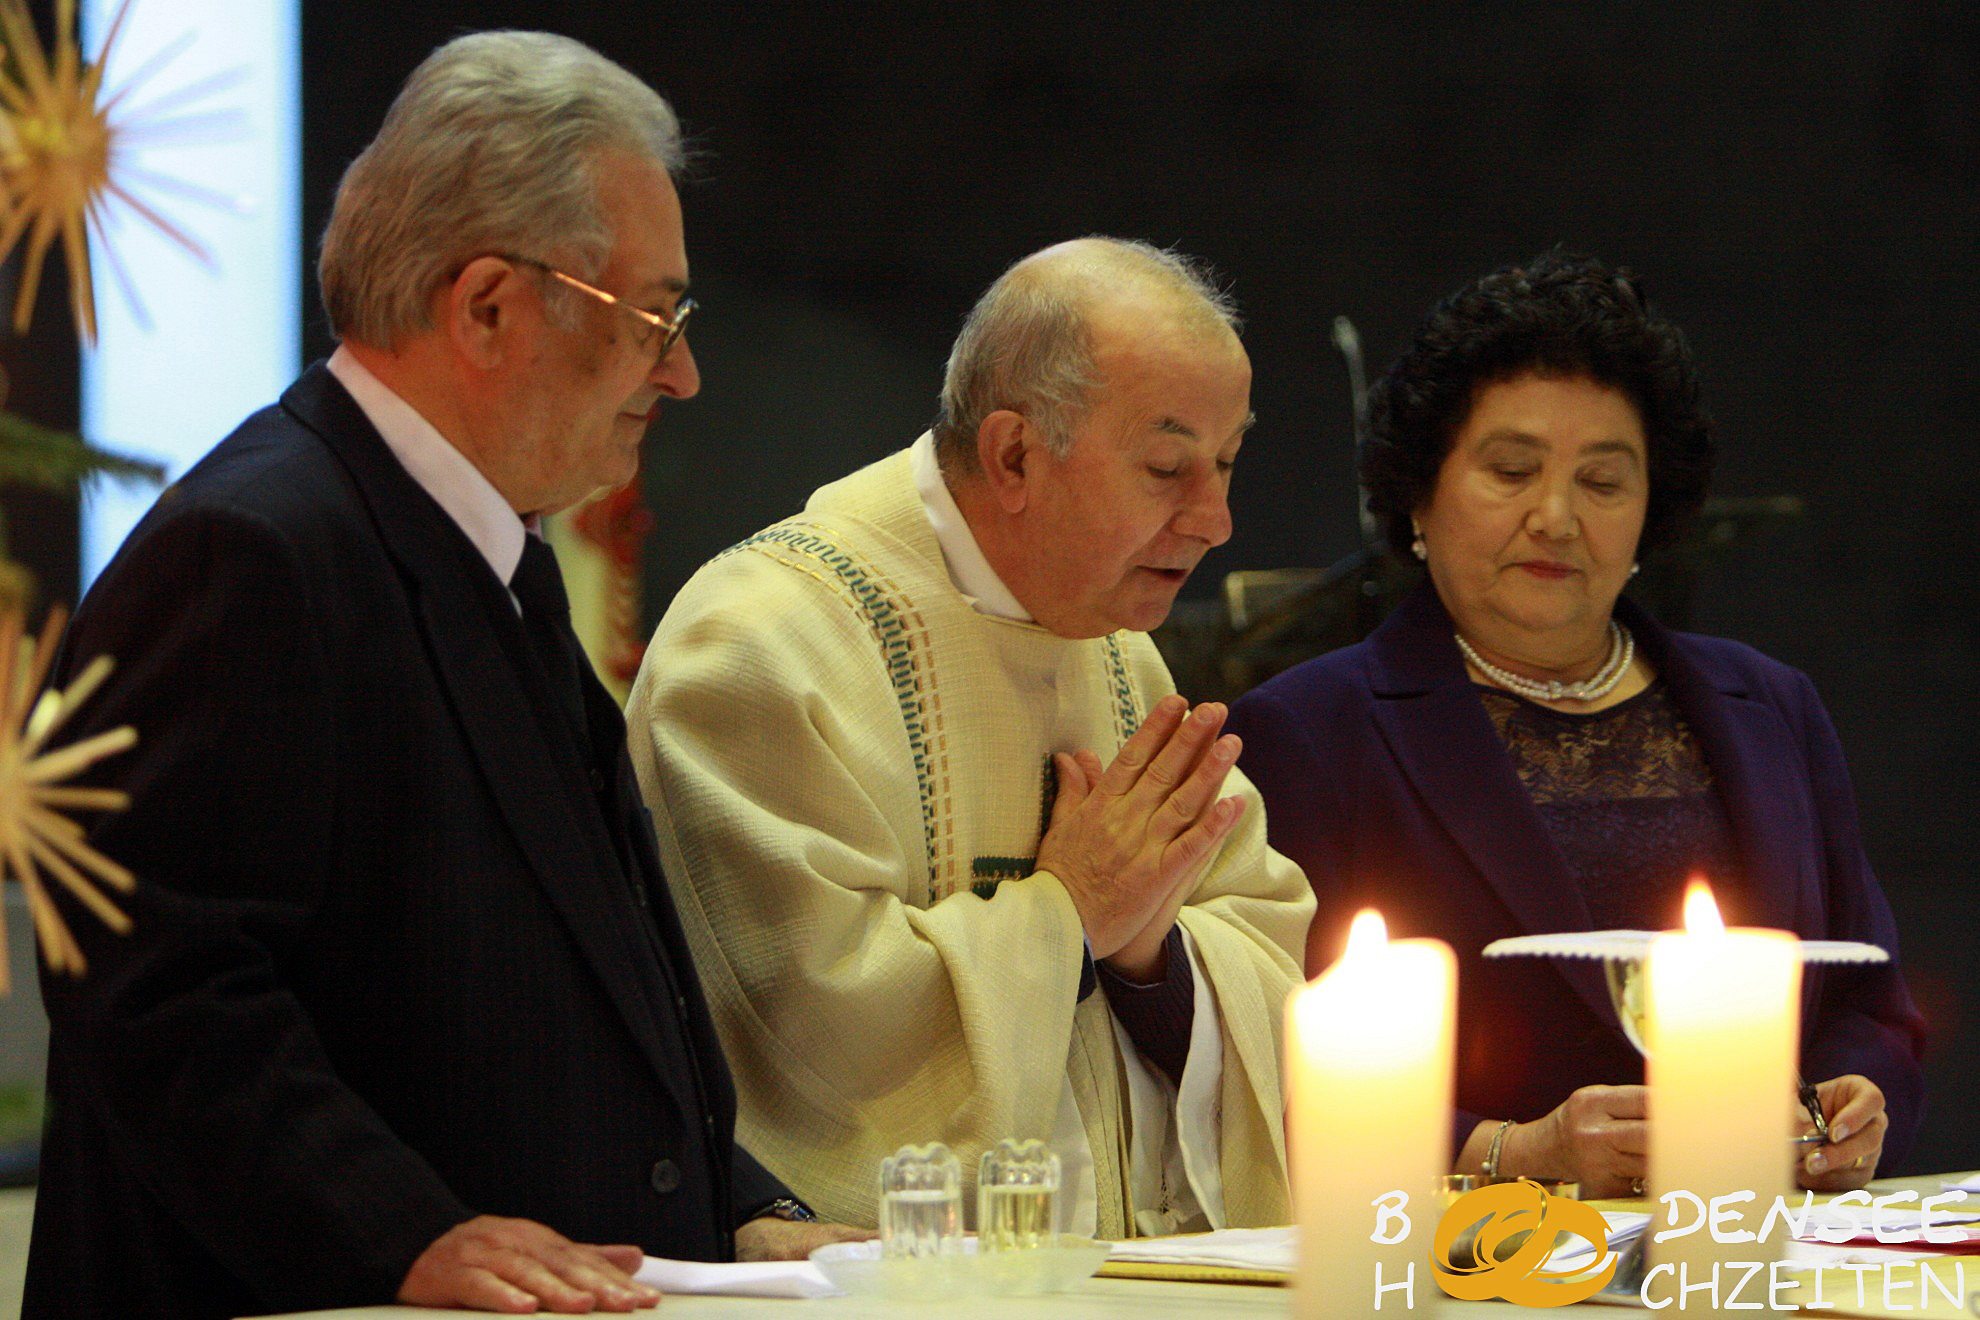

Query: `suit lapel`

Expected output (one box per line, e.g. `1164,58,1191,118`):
1617,598,1814,933
279,366,689,1102
1367,585,1617,1028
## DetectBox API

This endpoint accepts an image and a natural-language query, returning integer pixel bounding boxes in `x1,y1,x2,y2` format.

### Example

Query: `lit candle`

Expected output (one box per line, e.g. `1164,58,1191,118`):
1288,910,1455,1319
1647,881,1800,1291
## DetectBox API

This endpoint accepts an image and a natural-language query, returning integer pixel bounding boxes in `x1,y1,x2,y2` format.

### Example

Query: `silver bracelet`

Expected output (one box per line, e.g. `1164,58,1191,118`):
1482,1119,1515,1179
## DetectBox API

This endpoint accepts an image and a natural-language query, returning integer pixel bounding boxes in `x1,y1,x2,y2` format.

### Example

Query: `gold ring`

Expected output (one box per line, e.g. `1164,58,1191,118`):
1630,1177,1646,1197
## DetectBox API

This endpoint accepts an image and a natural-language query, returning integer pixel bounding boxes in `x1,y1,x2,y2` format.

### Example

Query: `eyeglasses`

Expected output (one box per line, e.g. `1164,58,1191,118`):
499,253,696,364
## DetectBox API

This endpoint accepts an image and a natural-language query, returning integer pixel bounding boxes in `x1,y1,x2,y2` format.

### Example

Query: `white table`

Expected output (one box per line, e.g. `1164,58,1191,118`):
258,1277,1288,1320
222,1171,1980,1318
256,1276,1585,1319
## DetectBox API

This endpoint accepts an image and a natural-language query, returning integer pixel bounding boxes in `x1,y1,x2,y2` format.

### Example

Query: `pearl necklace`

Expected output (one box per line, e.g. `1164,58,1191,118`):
1455,621,1634,704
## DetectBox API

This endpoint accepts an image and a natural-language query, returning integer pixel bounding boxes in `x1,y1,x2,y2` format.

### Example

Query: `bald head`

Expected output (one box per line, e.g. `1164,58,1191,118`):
1007,237,1240,334
932,237,1241,476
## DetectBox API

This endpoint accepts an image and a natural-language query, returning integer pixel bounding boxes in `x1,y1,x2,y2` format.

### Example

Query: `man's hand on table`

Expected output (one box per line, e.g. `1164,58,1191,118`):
1038,695,1245,981
734,1216,875,1260
399,1214,660,1313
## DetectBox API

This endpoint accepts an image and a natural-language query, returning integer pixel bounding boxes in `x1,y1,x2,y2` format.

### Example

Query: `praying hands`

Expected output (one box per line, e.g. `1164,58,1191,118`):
1038,694,1247,982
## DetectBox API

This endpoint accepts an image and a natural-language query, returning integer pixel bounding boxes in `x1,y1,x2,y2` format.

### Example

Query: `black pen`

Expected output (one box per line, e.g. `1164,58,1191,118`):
1798,1077,1832,1145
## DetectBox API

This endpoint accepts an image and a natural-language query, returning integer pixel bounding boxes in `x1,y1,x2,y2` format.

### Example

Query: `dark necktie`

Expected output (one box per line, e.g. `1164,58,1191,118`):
509,534,591,747
512,543,696,1118
512,535,646,886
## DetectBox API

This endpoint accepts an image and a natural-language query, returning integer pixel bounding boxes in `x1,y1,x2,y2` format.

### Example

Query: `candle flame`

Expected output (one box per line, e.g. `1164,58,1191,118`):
1345,909,1388,960
1681,878,1723,936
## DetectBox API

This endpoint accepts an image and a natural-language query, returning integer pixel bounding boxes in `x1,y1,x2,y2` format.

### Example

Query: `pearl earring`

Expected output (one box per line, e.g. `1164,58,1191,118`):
1411,522,1427,562
1630,563,1640,577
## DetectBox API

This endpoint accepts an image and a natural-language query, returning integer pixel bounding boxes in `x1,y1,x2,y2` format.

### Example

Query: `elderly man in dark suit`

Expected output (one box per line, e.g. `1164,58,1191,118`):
25,31,856,1320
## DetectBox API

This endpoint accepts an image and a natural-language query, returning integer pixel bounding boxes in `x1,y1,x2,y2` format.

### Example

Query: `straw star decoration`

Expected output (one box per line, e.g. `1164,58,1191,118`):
0,606,136,994
1,0,236,343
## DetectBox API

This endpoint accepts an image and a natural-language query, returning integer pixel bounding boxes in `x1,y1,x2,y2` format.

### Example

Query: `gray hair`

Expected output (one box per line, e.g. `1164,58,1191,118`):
932,237,1240,475
319,30,684,348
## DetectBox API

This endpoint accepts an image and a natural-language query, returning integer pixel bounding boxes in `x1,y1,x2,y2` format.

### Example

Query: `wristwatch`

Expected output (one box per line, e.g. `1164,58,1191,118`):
753,1196,817,1223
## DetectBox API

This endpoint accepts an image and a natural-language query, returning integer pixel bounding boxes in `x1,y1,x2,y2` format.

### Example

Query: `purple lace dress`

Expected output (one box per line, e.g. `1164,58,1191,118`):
1477,682,1739,931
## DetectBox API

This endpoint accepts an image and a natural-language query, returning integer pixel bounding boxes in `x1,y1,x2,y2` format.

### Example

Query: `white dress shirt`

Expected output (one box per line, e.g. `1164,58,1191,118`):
327,346,528,587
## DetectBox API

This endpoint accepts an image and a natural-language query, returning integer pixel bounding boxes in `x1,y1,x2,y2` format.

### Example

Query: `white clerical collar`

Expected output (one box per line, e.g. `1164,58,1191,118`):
909,432,1032,622
328,345,527,587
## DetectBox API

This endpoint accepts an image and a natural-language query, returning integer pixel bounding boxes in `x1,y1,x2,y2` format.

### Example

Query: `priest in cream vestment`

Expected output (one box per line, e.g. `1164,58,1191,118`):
630,239,1313,1236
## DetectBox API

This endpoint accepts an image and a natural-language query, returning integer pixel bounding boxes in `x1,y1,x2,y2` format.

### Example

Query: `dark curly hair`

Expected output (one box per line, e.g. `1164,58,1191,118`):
1361,249,1717,561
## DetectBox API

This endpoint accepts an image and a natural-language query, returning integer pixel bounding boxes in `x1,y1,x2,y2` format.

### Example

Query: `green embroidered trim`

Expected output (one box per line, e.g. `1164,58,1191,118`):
732,523,940,890
970,856,1032,900
972,756,1062,900
1102,632,1140,744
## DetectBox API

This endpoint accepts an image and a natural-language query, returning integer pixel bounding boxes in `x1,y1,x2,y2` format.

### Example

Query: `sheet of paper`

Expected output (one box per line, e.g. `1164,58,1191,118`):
1106,1225,1295,1272
1113,1215,1657,1277
634,1254,837,1298
1541,1211,1651,1269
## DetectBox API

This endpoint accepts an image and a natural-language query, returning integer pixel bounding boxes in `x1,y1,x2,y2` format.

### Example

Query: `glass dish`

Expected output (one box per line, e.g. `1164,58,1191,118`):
809,1234,1111,1300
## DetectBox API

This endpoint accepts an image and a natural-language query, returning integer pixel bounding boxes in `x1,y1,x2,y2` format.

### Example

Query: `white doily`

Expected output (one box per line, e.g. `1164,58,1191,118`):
1482,931,1889,964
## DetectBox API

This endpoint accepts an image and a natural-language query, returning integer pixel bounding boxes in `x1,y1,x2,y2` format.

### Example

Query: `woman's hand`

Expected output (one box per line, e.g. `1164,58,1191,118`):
1798,1074,1887,1191
1478,1085,1648,1198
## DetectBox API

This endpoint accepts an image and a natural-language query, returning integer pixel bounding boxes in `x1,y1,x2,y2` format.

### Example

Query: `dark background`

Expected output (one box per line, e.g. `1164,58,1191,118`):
17,1,1977,1173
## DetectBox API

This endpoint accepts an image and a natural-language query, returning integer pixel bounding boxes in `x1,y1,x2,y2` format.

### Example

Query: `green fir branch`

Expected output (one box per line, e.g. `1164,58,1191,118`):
0,409,166,491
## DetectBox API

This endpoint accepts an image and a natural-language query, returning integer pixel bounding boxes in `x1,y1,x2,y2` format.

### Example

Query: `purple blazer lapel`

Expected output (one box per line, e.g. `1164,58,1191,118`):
1365,586,1618,1031
1616,597,1816,933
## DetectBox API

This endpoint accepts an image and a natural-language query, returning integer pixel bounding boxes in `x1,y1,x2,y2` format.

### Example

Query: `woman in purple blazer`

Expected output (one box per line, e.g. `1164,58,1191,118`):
1227,251,1924,1197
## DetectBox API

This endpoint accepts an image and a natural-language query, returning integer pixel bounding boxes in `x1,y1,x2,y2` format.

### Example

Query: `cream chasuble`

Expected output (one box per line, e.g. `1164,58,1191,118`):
630,444,1310,1235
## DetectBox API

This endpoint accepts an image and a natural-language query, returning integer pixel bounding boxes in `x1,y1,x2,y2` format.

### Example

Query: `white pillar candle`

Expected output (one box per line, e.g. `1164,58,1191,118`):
1647,882,1800,1297
1289,910,1454,1318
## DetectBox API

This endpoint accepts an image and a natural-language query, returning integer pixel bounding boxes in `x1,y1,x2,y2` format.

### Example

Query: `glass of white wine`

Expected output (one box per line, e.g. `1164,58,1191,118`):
977,1138,1060,1253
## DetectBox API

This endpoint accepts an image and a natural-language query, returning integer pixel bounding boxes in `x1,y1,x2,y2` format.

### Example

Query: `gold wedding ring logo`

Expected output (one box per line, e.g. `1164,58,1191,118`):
1431,1178,1619,1306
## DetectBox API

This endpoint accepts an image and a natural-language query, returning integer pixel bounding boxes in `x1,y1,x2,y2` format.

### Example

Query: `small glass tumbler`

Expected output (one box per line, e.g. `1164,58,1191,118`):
977,1138,1060,1252
878,1142,963,1259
